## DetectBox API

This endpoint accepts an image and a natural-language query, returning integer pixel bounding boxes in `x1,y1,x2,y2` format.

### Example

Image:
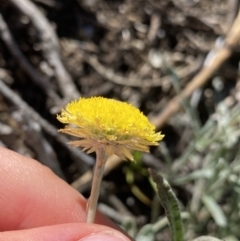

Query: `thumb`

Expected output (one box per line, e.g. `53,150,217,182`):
0,223,133,241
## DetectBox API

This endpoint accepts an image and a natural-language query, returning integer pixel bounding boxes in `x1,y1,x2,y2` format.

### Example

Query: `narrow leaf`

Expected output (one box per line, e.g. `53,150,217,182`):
202,195,227,227
135,224,155,241
149,169,184,241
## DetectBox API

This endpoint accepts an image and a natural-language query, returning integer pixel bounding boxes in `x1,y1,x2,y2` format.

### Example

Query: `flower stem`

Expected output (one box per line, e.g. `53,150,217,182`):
86,149,108,223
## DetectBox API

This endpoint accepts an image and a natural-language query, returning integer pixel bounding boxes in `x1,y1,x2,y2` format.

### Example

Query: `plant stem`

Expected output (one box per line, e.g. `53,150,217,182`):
86,149,108,223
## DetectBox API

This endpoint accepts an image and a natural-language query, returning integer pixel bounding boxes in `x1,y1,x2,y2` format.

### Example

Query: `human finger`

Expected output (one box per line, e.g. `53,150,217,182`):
0,223,131,241
0,147,119,232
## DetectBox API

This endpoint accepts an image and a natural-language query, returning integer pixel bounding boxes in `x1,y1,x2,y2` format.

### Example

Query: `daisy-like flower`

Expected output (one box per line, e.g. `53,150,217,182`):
57,96,164,222
57,96,164,160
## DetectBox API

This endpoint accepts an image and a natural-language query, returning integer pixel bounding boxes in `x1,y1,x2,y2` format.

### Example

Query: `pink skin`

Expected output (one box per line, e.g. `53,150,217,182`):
0,147,133,241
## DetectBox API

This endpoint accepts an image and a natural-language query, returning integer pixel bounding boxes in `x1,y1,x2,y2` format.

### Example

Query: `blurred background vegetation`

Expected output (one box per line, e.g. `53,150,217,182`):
0,0,240,240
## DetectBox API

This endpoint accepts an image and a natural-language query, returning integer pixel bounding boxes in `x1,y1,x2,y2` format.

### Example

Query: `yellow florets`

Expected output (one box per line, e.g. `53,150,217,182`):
57,97,164,160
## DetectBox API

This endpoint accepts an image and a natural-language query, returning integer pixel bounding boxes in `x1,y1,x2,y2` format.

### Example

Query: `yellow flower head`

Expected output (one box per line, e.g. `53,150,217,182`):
57,97,164,161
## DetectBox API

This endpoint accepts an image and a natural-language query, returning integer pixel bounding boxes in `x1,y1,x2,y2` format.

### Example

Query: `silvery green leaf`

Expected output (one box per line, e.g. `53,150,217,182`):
202,195,227,227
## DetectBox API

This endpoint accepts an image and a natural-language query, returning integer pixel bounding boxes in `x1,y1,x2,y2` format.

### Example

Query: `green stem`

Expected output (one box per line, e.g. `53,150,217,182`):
86,149,108,223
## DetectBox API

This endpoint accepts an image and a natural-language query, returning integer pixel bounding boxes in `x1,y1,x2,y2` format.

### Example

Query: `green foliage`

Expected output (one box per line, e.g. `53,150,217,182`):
149,169,184,241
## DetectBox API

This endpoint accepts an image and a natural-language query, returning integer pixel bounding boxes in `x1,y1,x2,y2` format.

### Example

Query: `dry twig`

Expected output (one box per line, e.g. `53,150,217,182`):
151,9,240,129
23,118,66,179
0,13,60,102
8,0,80,100
0,79,94,170
63,39,202,88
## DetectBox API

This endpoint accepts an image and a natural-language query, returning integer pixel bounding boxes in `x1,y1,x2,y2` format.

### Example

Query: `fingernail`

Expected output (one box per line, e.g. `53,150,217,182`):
79,233,126,241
